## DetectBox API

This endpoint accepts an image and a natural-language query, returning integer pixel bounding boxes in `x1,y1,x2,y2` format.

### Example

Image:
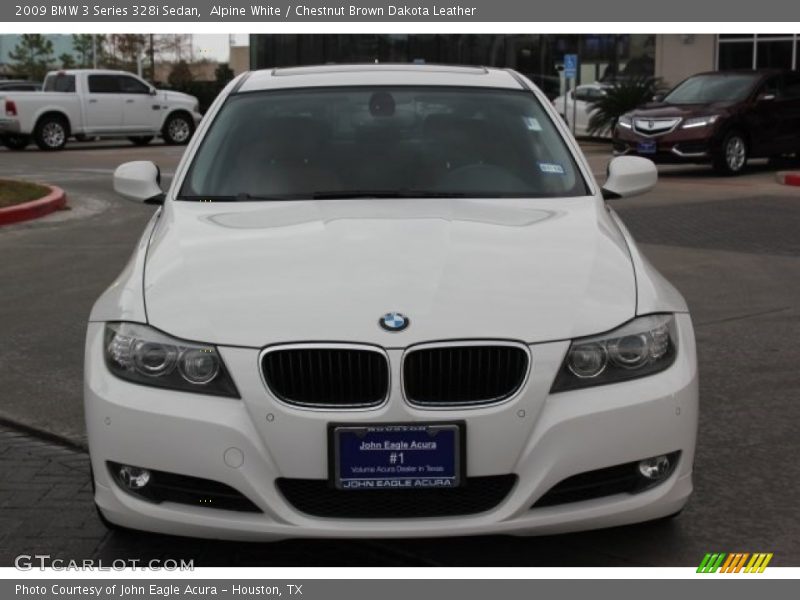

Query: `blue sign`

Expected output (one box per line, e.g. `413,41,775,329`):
333,424,461,490
564,54,578,79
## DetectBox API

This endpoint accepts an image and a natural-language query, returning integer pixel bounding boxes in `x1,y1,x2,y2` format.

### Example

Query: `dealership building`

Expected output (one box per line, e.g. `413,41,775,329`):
248,34,800,96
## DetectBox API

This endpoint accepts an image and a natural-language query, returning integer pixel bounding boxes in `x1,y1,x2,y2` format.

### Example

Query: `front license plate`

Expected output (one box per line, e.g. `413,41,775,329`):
330,423,463,490
637,140,657,154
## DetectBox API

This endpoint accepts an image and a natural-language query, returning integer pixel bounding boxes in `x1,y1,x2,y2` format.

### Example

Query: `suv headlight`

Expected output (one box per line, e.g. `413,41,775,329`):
104,322,239,398
551,314,677,392
617,115,633,129
681,115,719,129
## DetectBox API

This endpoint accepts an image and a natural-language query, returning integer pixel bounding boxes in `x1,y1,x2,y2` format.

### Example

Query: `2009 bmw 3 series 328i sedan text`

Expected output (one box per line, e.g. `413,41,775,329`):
85,64,698,540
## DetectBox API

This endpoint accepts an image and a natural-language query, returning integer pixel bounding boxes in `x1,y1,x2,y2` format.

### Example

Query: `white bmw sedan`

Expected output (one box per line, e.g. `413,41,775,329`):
86,64,698,540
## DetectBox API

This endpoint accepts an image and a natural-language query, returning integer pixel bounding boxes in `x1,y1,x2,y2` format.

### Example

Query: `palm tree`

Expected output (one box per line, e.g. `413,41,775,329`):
587,77,664,136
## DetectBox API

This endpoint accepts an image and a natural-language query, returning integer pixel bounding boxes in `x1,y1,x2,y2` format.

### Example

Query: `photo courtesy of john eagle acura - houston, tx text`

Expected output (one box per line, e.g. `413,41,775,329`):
84,64,698,540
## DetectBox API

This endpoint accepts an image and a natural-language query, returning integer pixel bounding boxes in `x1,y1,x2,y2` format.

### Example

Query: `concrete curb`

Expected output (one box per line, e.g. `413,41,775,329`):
775,171,800,187
0,414,88,452
0,184,67,226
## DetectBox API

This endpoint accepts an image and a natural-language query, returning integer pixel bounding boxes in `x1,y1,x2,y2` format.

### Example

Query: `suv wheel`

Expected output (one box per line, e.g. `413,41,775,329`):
163,113,194,145
34,115,68,151
713,131,747,175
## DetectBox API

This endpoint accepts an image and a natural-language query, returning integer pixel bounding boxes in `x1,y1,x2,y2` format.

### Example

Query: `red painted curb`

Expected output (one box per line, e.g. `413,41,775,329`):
785,173,800,187
0,185,67,226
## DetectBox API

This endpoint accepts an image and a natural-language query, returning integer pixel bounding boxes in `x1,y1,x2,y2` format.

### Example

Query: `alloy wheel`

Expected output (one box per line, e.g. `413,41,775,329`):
725,135,746,172
42,122,66,148
168,118,191,143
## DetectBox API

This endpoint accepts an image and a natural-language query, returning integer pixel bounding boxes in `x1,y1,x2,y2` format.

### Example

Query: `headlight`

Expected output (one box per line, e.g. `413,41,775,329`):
617,115,633,129
681,115,719,129
551,314,677,392
104,322,239,398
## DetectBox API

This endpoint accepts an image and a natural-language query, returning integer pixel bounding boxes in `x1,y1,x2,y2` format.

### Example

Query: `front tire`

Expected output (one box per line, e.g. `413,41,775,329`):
128,136,154,146
713,130,748,175
162,113,194,145
34,115,68,151
1,134,31,150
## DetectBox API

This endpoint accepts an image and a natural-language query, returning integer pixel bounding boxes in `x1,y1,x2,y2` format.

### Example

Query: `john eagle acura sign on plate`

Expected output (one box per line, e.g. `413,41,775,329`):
330,423,464,490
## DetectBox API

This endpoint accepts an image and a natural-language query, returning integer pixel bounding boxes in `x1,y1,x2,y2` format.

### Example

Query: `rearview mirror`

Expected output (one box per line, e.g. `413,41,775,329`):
113,161,165,204
602,156,657,200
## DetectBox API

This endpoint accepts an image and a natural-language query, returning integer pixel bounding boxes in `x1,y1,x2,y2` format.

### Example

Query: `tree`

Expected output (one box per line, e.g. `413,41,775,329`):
215,62,234,86
168,60,193,89
115,34,146,69
157,34,193,63
72,34,95,68
9,34,54,81
587,77,664,136
59,53,76,69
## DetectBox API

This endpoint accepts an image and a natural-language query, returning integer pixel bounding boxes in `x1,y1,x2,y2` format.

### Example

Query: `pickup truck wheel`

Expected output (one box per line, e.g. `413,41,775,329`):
34,116,68,151
713,130,748,175
1,134,31,150
163,113,193,145
128,136,154,146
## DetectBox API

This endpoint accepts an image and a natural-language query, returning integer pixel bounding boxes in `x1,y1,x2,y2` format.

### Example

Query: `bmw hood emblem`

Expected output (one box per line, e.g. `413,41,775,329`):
379,312,409,332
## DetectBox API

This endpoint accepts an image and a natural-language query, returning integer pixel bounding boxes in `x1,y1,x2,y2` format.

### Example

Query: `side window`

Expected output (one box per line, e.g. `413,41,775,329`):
43,74,75,92
88,75,121,94
574,87,592,102
783,73,800,100
118,76,150,94
758,76,781,98
585,88,604,100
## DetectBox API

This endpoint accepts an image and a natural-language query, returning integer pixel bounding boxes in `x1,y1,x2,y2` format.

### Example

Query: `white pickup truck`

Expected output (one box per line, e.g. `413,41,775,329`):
0,69,202,151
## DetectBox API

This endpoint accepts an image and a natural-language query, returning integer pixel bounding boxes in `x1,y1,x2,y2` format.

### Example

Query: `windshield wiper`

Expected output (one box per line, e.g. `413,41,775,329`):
178,191,477,202
176,195,240,202
310,190,472,199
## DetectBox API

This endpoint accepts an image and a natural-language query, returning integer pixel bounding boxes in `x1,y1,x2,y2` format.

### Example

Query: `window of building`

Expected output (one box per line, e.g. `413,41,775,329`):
757,40,794,69
718,34,799,70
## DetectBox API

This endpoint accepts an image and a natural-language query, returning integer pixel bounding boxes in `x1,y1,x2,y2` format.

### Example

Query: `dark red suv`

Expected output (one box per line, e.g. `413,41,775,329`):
613,69,800,175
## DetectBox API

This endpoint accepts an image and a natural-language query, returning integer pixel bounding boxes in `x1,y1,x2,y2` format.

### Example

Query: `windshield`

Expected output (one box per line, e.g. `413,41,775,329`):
664,73,760,104
179,86,588,200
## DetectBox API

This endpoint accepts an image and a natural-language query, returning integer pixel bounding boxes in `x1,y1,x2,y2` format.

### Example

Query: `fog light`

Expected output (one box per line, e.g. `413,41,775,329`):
118,465,151,489
638,455,672,481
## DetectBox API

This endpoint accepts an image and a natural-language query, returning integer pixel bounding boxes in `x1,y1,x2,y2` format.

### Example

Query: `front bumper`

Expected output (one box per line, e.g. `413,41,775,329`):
613,125,720,163
85,314,698,540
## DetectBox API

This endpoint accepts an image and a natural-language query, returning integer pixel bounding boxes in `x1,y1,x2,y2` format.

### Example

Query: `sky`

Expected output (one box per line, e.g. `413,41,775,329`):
193,34,249,61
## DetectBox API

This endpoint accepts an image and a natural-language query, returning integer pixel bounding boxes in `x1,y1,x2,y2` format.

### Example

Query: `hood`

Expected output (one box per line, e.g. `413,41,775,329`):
630,101,736,119
143,198,636,347
160,89,197,105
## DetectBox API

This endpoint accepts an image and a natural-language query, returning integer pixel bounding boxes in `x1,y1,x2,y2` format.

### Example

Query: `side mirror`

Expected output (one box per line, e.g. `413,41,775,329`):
757,92,776,102
149,87,158,96
602,156,657,200
652,93,664,102
113,161,165,204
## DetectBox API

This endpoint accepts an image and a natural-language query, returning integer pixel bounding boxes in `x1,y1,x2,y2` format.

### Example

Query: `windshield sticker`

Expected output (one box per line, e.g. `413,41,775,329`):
538,162,565,175
523,116,543,131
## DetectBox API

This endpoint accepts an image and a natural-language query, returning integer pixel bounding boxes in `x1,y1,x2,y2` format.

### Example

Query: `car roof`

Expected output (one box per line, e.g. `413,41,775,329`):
237,64,527,93
688,69,784,78
47,69,140,76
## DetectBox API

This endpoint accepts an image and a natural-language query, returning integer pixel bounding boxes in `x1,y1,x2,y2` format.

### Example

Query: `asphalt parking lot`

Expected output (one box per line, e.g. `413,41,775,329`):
1,140,799,566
